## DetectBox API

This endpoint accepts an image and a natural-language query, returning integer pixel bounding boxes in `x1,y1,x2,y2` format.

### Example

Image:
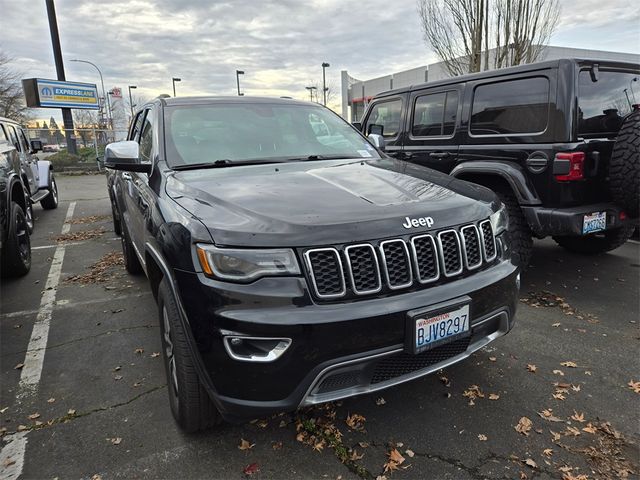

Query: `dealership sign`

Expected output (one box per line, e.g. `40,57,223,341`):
22,78,99,110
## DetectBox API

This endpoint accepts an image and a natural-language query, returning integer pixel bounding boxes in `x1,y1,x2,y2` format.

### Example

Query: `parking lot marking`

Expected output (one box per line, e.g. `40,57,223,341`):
0,432,27,480
17,202,75,398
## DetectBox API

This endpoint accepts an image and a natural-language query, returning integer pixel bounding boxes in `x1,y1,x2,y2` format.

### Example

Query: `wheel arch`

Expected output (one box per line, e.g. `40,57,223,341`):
450,162,541,205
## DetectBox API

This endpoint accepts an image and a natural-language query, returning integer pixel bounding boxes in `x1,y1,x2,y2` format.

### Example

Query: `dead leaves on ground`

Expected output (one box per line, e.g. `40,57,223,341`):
628,380,640,394
65,251,124,284
515,417,533,436
238,438,255,451
383,447,408,473
345,413,366,432
53,227,105,243
519,291,598,323
67,215,110,225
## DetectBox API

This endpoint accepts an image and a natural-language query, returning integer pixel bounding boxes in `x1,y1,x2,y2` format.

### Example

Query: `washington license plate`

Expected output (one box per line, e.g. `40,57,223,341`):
411,304,470,354
582,211,606,234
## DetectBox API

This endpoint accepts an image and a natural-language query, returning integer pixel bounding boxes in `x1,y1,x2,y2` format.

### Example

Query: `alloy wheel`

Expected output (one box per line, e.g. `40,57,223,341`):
162,306,179,397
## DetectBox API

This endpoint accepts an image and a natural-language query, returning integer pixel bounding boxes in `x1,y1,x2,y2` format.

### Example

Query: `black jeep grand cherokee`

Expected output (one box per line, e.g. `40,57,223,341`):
105,96,519,431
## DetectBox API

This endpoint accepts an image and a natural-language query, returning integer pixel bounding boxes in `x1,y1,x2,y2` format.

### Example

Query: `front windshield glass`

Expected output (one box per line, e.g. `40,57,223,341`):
164,102,380,166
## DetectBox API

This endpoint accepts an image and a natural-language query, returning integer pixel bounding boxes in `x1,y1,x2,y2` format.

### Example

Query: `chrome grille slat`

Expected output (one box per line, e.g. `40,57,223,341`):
437,229,463,277
345,244,382,295
379,239,413,290
479,220,497,261
460,225,482,270
304,219,497,299
410,234,440,283
304,248,346,298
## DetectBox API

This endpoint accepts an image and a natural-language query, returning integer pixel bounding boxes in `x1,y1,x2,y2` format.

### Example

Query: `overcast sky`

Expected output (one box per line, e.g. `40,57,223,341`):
1,0,639,121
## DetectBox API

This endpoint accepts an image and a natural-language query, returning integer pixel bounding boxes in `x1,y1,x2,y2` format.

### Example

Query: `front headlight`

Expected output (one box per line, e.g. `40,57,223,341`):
196,244,301,282
489,204,509,235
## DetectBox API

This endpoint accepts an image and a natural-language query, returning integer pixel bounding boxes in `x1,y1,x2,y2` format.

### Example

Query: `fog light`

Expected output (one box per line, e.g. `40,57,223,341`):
223,336,291,362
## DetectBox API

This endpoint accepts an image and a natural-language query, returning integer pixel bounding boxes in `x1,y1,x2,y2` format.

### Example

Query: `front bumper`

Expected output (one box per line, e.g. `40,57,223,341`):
173,252,519,421
522,203,638,238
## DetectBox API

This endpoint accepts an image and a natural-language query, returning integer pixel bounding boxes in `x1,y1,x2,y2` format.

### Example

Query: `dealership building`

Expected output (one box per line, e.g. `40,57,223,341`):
340,46,640,121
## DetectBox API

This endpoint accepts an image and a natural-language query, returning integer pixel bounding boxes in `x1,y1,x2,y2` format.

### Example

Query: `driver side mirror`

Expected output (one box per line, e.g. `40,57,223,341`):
104,141,151,173
352,122,362,131
368,133,385,151
30,139,43,153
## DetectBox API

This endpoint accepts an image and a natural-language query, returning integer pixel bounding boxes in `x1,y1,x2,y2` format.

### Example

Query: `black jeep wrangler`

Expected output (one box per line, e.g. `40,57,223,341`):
358,58,639,266
105,96,518,431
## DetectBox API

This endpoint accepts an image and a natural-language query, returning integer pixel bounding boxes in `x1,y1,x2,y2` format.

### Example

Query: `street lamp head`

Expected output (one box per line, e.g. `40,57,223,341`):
129,85,137,89
322,62,330,68
236,70,245,75
173,77,181,82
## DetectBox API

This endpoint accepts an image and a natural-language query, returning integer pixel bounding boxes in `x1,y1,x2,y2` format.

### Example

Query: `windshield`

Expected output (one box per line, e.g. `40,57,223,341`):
164,102,380,167
578,69,639,137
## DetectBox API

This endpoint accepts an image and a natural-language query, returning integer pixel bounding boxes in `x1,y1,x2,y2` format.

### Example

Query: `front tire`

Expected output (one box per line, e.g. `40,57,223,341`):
40,172,59,210
553,226,635,254
1,202,31,278
495,188,533,268
157,278,222,432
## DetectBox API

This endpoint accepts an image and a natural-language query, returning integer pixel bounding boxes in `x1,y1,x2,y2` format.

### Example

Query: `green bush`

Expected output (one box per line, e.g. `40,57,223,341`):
48,147,99,167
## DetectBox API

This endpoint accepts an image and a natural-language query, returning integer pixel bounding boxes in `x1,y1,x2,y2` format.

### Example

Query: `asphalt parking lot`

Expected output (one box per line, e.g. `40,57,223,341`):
1,174,639,480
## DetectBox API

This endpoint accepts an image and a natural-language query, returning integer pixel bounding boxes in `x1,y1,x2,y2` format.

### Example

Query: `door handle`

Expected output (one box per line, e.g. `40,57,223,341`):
429,152,451,159
122,172,132,181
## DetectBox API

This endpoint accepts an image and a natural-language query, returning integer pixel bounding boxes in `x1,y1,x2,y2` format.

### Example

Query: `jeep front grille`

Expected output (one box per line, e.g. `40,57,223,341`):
304,219,498,300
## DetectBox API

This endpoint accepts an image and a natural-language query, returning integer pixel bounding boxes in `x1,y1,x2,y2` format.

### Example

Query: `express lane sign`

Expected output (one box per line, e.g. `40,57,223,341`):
22,78,99,110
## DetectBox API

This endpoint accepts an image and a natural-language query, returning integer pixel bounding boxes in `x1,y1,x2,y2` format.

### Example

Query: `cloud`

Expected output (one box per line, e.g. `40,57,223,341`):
1,0,638,122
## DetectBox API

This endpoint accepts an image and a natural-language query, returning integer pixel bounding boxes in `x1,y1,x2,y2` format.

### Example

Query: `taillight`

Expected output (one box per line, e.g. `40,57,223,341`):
554,152,585,181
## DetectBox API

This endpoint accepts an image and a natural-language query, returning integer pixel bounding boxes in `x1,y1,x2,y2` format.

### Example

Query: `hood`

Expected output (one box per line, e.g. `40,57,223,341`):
165,158,498,247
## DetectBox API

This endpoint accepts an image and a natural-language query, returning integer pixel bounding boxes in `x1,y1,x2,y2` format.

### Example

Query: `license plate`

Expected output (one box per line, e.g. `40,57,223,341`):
582,211,606,234
410,304,470,354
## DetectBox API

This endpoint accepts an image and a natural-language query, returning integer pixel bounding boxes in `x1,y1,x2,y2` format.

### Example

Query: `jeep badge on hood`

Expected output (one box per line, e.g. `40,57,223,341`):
402,216,435,229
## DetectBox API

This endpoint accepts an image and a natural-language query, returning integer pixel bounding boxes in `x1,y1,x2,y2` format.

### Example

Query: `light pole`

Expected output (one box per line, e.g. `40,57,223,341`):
172,77,181,97
71,59,112,128
128,85,137,118
305,86,317,102
236,70,245,96
321,62,330,106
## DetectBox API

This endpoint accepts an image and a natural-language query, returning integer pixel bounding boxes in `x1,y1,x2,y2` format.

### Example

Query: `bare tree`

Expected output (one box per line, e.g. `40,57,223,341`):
417,0,560,77
73,110,99,147
0,50,30,121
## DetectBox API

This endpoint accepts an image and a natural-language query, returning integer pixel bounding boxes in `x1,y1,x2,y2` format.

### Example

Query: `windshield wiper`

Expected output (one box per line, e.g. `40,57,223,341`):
284,154,358,162
172,158,283,171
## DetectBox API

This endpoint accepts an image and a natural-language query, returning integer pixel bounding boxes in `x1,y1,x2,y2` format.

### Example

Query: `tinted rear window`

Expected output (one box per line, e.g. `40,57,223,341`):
412,91,458,137
470,77,549,135
578,69,639,137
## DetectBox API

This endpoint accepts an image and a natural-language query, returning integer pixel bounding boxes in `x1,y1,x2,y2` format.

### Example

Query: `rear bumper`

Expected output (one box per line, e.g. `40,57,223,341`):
522,203,638,237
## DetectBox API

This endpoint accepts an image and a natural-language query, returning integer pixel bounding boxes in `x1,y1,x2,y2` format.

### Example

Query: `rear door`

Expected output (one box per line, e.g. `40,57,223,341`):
403,86,463,173
5,125,36,195
361,95,407,157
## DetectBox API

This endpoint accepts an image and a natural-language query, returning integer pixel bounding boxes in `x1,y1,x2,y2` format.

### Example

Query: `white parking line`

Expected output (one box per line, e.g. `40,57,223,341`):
18,201,75,398
0,432,27,480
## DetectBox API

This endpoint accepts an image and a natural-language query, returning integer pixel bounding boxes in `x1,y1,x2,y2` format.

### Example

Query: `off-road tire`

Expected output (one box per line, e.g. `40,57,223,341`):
24,187,34,234
120,221,143,274
110,194,122,236
40,172,59,210
609,110,639,216
157,278,222,432
553,226,635,254
1,202,31,278
496,188,533,268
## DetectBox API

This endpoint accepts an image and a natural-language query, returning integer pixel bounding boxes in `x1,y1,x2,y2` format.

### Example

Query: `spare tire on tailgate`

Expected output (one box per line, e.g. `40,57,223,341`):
609,110,639,217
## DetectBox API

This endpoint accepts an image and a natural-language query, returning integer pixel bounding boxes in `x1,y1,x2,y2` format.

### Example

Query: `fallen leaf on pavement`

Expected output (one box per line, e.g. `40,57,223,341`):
570,411,585,422
439,375,450,387
515,417,533,436
17,425,28,432
376,397,386,406
463,385,485,405
582,423,597,434
358,441,370,449
524,458,537,469
150,352,160,358
489,356,497,362
238,438,255,450
571,384,581,392
27,413,40,420
243,463,260,475
134,348,144,355
527,364,537,373
553,370,565,376
383,448,406,473
489,393,500,400
561,361,578,368
14,363,24,370
543,448,553,457
550,430,561,441
405,449,415,458
109,437,122,445
345,413,366,431
552,322,561,327
538,410,563,422
313,439,326,452
628,380,640,394
349,448,364,460
552,393,566,400
565,426,581,436
67,409,76,415
47,398,55,403
478,434,488,441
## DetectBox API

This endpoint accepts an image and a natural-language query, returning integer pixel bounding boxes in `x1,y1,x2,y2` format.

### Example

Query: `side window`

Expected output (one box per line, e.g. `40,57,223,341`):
7,125,21,151
365,99,403,138
470,77,549,135
138,110,154,164
0,125,8,143
412,91,459,137
129,111,146,141
18,129,31,153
